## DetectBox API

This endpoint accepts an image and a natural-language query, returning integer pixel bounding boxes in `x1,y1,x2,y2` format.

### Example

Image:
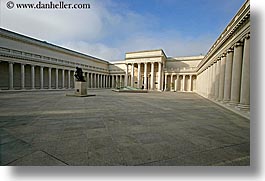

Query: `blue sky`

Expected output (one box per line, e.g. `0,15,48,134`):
1,0,246,60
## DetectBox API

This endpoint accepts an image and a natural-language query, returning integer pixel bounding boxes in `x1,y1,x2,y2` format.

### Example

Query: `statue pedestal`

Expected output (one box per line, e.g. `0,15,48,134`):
66,81,95,97
75,81,87,96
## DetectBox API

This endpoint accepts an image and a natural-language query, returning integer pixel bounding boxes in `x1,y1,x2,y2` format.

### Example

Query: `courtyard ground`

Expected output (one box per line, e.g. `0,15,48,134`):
0,90,250,166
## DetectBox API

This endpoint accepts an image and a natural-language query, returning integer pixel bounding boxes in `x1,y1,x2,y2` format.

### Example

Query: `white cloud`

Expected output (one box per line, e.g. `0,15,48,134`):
0,0,215,61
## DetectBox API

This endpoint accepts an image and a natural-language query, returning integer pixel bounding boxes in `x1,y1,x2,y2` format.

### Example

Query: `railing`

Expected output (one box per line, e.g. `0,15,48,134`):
0,47,109,73
165,67,197,73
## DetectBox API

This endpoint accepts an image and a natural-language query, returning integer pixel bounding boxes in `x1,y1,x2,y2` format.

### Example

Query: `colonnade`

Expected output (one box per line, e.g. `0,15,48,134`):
124,62,197,92
164,73,196,92
0,60,125,90
124,62,163,91
197,34,250,110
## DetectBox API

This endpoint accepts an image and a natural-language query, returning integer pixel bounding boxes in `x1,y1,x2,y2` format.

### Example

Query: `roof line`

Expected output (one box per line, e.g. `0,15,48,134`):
0,28,109,64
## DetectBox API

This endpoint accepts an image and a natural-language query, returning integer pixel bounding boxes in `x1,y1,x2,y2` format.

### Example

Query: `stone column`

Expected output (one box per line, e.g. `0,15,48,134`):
214,59,220,99
61,69,65,89
112,75,115,88
223,49,234,102
150,62,155,90
230,42,243,106
144,63,148,90
158,62,162,91
175,75,179,92
189,75,192,92
116,75,119,88
90,73,93,88
55,68,59,89
9,62,14,90
68,70,71,89
170,74,174,91
31,65,35,89
137,63,141,89
86,73,89,88
208,65,213,98
103,74,105,88
164,73,168,91
125,64,128,87
239,34,250,109
218,54,226,101
40,66,44,89
206,67,210,97
48,68,52,89
161,65,164,91
131,63,135,88
21,64,25,89
211,63,216,98
182,75,186,91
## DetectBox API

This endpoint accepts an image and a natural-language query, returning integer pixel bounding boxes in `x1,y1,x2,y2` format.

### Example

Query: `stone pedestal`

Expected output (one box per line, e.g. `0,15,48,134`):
75,81,87,96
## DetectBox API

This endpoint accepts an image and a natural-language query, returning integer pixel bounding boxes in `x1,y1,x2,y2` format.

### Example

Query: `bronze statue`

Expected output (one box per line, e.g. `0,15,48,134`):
74,67,85,82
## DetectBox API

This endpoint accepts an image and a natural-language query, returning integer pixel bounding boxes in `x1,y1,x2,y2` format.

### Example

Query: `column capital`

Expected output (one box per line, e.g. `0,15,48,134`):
221,53,227,58
31,64,35,67
243,33,250,40
151,62,155,65
227,48,234,54
137,62,141,66
234,42,243,48
9,61,14,64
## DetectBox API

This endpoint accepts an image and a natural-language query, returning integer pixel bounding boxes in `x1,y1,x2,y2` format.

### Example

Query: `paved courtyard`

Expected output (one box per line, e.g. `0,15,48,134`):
0,90,250,166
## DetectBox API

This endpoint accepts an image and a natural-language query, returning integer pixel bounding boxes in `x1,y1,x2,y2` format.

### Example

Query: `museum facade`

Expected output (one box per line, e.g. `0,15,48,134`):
0,0,250,115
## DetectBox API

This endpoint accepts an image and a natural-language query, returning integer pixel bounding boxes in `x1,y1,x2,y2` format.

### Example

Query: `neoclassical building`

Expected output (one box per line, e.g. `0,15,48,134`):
0,0,250,115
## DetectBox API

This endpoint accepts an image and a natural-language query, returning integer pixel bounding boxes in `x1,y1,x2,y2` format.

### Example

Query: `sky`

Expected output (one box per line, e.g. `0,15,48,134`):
0,0,246,61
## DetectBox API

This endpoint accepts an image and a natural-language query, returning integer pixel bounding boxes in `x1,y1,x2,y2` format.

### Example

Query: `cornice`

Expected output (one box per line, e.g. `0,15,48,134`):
197,0,250,72
0,28,109,65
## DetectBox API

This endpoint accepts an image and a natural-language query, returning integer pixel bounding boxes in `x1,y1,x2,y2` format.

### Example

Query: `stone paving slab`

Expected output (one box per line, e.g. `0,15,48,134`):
0,90,250,166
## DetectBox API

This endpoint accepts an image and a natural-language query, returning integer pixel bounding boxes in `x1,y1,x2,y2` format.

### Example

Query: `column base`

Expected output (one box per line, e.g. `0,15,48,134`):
237,104,250,111
228,101,239,107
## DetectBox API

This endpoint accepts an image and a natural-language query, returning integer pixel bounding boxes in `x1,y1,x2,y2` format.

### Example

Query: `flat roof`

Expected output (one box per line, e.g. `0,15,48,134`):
0,28,109,64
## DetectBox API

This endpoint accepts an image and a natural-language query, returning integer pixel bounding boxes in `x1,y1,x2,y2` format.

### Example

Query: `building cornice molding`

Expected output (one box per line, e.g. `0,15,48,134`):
197,0,250,73
0,28,109,65
0,47,108,73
